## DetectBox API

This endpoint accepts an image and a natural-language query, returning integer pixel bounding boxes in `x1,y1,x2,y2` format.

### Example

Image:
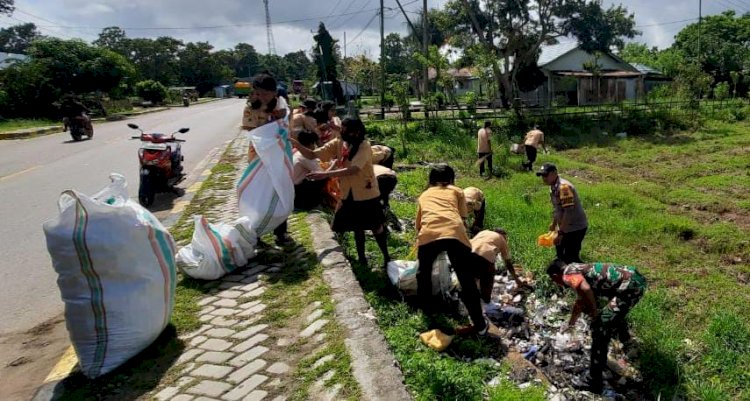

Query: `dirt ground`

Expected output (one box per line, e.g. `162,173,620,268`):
0,316,70,401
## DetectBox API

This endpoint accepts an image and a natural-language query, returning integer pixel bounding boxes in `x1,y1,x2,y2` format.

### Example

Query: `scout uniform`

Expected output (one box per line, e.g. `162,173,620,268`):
373,164,397,209
416,185,486,331
463,186,485,233
522,128,544,170
470,230,511,301
241,96,289,162
314,138,382,232
477,127,492,176
549,172,588,263
371,144,395,168
562,262,647,391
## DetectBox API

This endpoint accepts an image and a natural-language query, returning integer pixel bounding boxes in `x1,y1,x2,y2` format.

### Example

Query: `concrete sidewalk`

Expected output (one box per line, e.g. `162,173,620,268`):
34,133,410,401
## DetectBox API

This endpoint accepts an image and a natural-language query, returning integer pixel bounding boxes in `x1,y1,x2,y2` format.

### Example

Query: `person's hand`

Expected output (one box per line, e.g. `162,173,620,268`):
289,137,301,148
307,172,328,181
553,233,563,245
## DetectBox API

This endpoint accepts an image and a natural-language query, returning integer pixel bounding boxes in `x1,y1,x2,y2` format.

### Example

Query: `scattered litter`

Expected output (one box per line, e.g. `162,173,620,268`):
419,329,453,352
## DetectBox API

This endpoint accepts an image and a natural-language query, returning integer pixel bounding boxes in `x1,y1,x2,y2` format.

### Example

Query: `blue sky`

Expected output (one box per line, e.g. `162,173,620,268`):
1,0,743,57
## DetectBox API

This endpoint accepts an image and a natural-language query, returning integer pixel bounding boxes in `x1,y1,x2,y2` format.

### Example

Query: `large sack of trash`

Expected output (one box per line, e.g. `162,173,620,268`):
387,253,455,296
177,116,293,280
176,216,257,280
43,174,176,378
237,118,294,236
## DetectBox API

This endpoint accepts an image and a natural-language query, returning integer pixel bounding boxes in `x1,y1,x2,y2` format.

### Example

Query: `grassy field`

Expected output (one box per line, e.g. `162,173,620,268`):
0,118,59,132
337,118,750,400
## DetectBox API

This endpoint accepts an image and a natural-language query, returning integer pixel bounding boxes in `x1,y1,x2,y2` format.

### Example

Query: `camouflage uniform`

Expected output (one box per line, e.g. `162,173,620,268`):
563,263,647,391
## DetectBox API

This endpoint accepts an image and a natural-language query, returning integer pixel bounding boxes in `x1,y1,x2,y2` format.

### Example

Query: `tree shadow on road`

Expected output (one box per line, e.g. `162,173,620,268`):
49,325,183,401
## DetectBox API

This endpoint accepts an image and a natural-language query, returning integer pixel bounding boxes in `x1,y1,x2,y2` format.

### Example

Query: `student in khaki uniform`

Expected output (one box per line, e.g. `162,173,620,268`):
317,101,342,144
290,98,318,138
416,164,500,337
537,163,588,263
476,121,493,177
463,186,486,235
522,125,547,171
241,72,292,246
371,144,395,169
471,229,522,302
294,118,390,266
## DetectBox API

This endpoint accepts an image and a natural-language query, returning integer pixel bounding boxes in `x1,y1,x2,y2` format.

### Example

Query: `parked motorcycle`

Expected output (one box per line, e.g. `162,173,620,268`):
128,123,189,206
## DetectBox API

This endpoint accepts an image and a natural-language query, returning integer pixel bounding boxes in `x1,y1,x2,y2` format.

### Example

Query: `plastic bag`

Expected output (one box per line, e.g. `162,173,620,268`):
43,174,176,378
511,143,524,154
176,216,257,280
237,118,294,236
386,252,453,296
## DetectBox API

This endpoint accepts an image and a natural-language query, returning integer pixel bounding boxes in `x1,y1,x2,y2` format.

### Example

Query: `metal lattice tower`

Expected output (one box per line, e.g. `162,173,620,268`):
263,0,276,55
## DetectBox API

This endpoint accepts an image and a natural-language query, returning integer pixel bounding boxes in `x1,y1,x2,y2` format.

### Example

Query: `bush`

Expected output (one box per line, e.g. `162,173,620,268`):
382,93,395,110
464,91,478,115
714,82,730,100
135,80,168,104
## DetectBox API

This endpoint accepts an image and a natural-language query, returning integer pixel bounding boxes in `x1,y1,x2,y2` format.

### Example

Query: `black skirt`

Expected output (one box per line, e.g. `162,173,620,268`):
331,194,385,232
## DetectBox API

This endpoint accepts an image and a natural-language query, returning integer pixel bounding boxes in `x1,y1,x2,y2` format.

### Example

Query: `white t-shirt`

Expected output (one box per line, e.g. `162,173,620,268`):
292,150,321,185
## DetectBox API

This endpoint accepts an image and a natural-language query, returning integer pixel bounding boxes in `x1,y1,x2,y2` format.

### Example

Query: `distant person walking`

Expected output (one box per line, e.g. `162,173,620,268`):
477,121,493,178
537,163,588,263
522,125,547,171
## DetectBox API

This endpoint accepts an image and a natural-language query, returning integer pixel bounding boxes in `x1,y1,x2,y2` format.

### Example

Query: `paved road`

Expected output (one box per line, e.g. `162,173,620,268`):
0,99,246,335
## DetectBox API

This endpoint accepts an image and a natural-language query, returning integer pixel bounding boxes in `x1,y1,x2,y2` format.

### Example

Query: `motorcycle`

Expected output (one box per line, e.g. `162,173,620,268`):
182,95,190,107
128,123,189,206
65,114,93,141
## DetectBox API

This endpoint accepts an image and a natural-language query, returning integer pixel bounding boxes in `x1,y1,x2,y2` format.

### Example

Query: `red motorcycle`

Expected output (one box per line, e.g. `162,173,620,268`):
128,123,189,206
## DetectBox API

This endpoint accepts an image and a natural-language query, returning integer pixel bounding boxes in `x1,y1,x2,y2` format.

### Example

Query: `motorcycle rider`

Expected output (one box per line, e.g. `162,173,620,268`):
60,94,94,137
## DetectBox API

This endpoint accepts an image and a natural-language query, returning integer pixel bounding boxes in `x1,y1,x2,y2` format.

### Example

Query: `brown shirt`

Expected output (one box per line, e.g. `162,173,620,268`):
524,129,544,148
416,185,470,248
373,164,396,178
551,177,588,233
477,128,491,153
471,230,511,264
463,187,484,212
242,97,288,162
315,138,380,201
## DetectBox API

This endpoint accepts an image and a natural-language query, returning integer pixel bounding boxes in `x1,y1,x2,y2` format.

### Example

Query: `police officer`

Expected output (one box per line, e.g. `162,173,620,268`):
537,163,588,263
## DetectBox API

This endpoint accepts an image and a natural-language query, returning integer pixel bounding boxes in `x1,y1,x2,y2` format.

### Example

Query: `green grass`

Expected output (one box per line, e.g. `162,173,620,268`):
340,118,750,400
0,118,59,132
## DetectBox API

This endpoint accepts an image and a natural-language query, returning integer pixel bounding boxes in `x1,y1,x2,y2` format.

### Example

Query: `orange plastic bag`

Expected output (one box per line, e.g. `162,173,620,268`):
537,231,558,247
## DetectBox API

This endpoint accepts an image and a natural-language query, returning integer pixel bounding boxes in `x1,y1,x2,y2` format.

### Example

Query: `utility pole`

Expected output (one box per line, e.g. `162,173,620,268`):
263,0,276,55
423,0,428,102
698,0,702,64
380,0,385,119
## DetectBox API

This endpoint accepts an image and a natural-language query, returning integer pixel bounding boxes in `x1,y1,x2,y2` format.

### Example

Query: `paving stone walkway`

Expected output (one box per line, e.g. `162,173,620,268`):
148,135,359,401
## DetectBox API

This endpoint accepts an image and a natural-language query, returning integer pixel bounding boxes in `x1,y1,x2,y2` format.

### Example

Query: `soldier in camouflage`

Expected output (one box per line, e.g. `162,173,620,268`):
547,259,648,394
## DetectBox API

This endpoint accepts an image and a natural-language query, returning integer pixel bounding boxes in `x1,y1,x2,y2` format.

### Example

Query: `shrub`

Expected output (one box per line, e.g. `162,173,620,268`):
464,91,478,115
135,80,168,104
714,82,730,101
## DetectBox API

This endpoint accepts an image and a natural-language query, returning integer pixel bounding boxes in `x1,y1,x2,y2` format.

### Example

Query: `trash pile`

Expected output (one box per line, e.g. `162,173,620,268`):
485,272,646,401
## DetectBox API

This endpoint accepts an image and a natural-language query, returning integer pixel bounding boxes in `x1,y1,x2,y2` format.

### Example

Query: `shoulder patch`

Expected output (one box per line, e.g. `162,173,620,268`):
559,184,575,207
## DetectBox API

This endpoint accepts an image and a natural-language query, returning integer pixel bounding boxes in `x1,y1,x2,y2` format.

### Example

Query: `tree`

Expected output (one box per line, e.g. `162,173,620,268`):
383,33,407,75
282,51,313,82
0,23,42,54
343,55,380,95
178,42,231,94
620,43,659,66
443,0,638,108
135,80,168,103
312,22,343,103
93,26,130,56
1,38,134,117
0,0,13,15
232,43,260,78
674,11,750,94
562,0,639,53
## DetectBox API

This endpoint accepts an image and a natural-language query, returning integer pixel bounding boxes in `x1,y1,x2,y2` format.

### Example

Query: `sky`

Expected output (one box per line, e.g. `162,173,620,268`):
1,0,745,58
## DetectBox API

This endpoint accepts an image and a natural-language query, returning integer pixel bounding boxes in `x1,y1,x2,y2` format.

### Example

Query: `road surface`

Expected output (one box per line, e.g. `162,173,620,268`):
0,98,246,335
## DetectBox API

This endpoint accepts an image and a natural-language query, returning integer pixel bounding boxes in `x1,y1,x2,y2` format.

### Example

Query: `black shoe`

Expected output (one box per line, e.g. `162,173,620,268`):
275,234,294,247
571,374,603,394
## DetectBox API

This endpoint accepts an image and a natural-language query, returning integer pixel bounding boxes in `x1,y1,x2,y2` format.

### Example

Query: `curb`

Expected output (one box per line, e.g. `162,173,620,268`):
306,212,412,401
31,134,238,401
1,99,226,140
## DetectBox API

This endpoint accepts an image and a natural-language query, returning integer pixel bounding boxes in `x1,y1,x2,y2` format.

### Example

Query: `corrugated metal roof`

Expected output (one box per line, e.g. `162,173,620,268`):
630,63,663,76
538,42,579,67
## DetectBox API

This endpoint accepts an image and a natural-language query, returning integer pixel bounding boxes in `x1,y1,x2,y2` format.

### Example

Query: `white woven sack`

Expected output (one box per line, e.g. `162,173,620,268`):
237,116,294,236
43,174,176,378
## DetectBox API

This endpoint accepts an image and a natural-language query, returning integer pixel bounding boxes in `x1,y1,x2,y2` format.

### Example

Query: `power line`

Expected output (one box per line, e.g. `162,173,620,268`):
347,11,380,45
717,0,750,12
635,18,699,28
32,7,382,31
2,15,74,39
